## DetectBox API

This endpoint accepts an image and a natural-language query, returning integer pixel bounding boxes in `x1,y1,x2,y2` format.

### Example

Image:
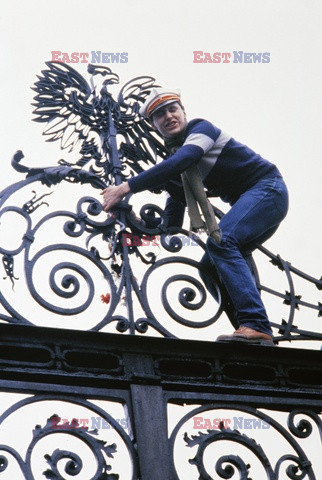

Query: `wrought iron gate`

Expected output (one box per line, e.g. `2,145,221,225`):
0,62,321,479
0,324,321,479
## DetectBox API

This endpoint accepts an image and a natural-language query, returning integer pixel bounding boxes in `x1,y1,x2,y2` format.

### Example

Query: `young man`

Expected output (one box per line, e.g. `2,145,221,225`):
101,88,289,345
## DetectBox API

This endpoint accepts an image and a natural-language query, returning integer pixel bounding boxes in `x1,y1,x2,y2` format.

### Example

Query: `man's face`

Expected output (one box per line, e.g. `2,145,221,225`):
151,102,187,138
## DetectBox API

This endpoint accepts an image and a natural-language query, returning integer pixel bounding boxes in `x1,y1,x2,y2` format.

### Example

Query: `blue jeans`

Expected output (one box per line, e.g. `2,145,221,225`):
200,176,289,335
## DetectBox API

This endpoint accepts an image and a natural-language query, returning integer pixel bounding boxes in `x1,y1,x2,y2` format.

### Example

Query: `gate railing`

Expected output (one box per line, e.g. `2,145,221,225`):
0,62,321,342
0,324,321,479
0,62,321,479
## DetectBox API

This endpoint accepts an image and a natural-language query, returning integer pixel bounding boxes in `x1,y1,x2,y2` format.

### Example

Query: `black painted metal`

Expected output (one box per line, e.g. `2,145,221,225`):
0,63,321,479
0,325,321,479
0,61,321,342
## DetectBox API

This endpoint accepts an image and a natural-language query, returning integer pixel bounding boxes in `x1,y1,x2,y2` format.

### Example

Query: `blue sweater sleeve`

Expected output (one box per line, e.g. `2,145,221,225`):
128,144,204,193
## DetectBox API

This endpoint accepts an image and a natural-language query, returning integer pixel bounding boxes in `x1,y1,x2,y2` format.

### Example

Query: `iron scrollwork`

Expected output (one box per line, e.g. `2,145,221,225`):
169,404,320,479
0,61,320,342
0,394,137,479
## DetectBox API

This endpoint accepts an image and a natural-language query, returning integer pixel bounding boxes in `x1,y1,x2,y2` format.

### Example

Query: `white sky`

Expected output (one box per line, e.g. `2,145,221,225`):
0,2,321,477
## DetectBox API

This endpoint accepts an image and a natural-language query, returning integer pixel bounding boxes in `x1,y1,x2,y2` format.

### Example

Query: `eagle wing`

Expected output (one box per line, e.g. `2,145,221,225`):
116,76,168,177
32,62,102,153
32,62,168,181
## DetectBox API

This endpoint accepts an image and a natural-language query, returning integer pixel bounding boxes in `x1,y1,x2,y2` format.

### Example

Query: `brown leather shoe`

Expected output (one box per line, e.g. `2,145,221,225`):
217,326,275,346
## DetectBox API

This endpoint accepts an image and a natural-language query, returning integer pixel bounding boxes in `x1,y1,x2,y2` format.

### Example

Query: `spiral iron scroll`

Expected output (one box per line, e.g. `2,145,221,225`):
169,404,321,479
0,64,321,341
0,394,137,479
0,151,321,340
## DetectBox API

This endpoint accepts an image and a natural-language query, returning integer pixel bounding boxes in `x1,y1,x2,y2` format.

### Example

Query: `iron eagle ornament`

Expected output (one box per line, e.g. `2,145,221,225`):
0,61,321,342
31,61,167,182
